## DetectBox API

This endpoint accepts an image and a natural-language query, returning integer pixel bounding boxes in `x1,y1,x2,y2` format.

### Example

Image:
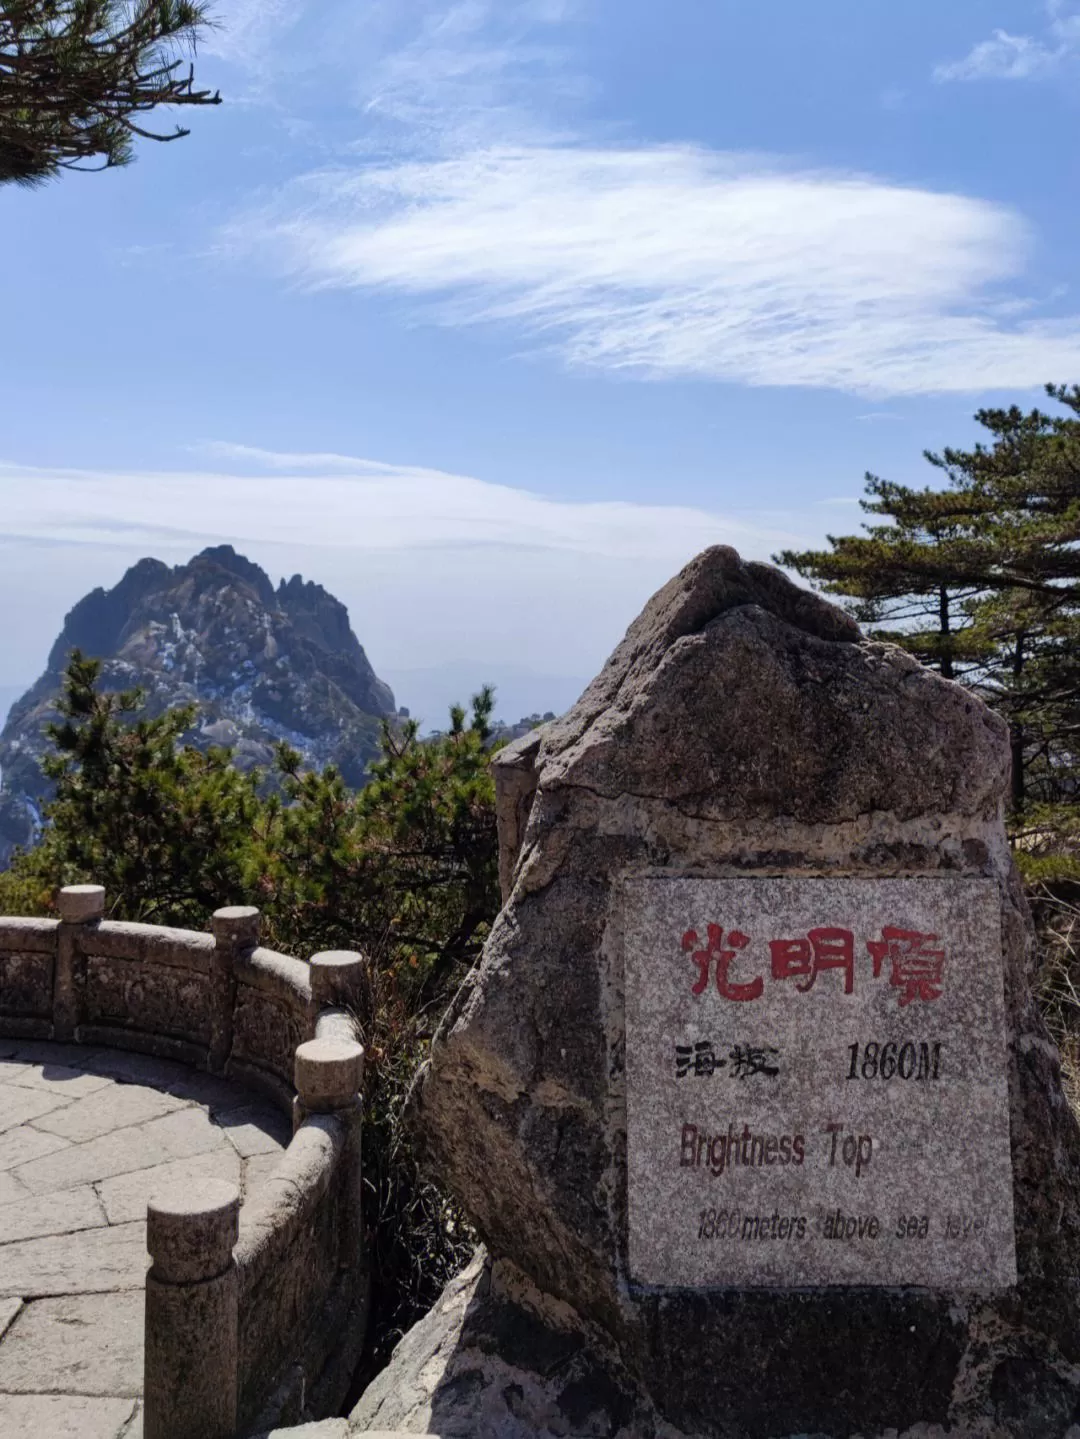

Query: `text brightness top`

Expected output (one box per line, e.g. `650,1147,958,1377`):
622,876,1016,1290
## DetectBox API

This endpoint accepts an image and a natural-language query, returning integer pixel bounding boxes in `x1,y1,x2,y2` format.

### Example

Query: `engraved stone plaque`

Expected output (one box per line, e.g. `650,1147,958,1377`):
623,876,1016,1289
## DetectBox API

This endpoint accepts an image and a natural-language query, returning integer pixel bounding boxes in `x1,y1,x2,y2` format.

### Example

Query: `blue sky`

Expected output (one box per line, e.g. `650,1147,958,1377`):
3,0,1080,725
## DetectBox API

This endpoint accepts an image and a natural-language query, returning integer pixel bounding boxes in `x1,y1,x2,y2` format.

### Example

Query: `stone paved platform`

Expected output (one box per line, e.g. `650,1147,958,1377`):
0,1039,290,1439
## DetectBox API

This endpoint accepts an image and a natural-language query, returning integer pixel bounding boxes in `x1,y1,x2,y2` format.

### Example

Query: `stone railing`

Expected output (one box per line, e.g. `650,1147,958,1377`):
0,885,369,1438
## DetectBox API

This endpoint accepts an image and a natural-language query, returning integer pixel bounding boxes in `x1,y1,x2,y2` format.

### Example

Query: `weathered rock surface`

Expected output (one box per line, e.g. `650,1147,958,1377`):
351,1249,676,1439
0,545,395,867
396,546,1080,1438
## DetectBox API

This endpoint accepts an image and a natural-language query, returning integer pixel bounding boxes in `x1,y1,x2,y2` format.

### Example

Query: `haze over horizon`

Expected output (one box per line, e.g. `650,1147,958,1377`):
4,0,1080,726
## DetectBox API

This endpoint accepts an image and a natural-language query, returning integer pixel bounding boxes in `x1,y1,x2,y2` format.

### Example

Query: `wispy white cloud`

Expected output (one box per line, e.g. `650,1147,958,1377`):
202,0,301,70
194,441,410,473
200,0,582,142
0,450,803,561
935,5,1080,82
225,144,1080,397
0,452,814,685
935,28,1058,81
205,2,1080,399
361,0,586,147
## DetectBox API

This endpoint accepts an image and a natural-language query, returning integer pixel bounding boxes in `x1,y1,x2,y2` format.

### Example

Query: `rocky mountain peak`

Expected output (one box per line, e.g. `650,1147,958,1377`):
279,573,355,650
194,545,277,608
0,550,395,869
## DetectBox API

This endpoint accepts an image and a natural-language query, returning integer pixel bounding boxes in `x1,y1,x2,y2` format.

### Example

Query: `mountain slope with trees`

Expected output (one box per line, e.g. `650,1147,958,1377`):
0,545,397,868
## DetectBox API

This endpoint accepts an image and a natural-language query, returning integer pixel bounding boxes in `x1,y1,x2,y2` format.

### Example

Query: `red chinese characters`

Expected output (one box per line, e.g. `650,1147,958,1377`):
681,925,762,1002
681,923,946,1007
866,926,946,1007
768,928,854,994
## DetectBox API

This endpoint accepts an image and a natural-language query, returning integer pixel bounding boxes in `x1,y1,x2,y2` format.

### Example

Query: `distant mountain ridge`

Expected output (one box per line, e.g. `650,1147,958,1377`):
0,546,396,869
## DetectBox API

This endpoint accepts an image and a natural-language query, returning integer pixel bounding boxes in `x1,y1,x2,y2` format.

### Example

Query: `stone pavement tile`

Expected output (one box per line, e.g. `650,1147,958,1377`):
0,1290,143,1396
0,1219,147,1298
160,1068,251,1111
0,1185,107,1244
0,1296,22,1337
97,1147,241,1224
13,1122,171,1193
0,1168,29,1207
0,1124,70,1172
0,1393,137,1439
119,1400,143,1437
0,1085,73,1134
0,1057,31,1078
243,1149,285,1198
140,1104,232,1160
217,1103,292,1157
9,1063,113,1098
32,1083,187,1143
75,1049,192,1089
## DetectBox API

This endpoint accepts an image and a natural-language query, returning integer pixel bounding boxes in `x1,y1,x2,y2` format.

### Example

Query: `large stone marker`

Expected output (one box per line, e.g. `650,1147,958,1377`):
363,547,1080,1439
624,874,1015,1292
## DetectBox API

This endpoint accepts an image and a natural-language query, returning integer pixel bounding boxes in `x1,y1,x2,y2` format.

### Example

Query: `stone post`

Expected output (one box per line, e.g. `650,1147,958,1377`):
309,949,366,1011
54,883,104,1041
294,1036,365,1259
144,1179,240,1439
209,906,259,1075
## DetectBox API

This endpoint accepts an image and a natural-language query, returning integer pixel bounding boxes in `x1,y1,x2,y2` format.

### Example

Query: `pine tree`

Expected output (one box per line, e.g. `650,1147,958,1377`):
0,653,503,966
778,386,1080,857
1,1,219,186
10,650,261,920
776,474,991,680
263,687,501,1004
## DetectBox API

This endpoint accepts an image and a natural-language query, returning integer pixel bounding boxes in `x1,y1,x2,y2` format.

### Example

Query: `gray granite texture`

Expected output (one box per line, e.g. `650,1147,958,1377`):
407,545,1080,1439
351,1248,677,1439
623,874,1015,1290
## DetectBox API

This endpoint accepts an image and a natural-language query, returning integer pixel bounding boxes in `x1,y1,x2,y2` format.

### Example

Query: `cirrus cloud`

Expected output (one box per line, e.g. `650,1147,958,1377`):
934,5,1080,83
225,142,1080,398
